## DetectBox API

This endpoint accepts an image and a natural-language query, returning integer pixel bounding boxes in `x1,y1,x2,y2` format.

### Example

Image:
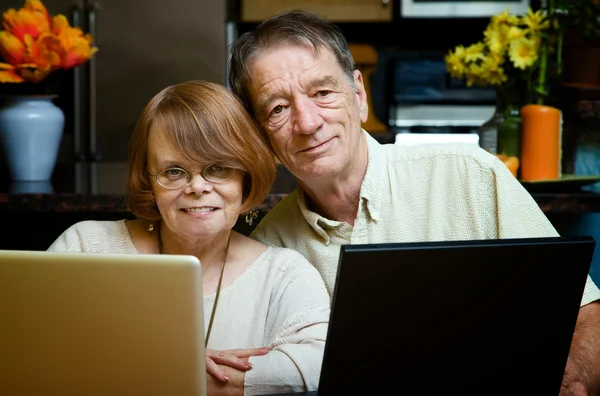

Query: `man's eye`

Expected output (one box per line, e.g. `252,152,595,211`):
315,90,331,97
271,105,283,115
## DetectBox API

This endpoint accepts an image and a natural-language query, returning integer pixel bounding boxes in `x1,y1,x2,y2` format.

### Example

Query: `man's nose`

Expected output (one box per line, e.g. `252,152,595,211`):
292,99,323,135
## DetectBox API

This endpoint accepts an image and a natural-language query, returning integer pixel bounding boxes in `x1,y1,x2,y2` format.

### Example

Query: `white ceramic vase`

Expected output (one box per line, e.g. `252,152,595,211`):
0,95,64,181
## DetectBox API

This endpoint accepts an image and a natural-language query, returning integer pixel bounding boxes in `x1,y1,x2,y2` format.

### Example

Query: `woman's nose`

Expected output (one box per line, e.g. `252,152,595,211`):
185,172,213,194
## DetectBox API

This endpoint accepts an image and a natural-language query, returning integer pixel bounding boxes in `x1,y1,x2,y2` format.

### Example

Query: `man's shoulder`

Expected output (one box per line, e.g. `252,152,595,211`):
382,142,501,170
251,190,304,244
263,190,301,221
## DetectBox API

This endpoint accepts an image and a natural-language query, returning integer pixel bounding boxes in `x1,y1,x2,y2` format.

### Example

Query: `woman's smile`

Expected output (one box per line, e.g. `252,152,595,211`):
183,206,219,213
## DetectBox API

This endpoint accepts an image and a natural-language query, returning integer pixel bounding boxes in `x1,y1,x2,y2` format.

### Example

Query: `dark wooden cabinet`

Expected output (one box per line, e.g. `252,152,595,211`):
240,0,393,22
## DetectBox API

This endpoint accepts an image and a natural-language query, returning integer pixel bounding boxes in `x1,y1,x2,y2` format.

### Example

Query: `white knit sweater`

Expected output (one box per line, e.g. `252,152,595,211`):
48,220,330,396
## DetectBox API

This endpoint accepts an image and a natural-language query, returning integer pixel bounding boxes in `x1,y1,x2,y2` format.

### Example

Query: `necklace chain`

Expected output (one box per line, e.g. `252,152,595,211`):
156,222,230,347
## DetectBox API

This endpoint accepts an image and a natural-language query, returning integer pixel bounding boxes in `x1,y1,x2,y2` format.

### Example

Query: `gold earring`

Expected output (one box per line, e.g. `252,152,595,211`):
147,223,154,232
245,209,258,226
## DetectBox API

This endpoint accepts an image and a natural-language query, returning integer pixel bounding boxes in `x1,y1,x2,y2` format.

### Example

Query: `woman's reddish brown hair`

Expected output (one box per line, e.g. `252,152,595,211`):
126,80,276,222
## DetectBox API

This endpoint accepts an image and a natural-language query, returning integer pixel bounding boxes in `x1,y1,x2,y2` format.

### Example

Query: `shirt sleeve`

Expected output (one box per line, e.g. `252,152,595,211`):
488,158,600,306
244,250,330,396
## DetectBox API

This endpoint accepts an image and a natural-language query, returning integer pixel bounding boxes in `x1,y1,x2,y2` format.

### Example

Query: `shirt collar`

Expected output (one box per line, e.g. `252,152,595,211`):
297,185,333,243
359,130,385,222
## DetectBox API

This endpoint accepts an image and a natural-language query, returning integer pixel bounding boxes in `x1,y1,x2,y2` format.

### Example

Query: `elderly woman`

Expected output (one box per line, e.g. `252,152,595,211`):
48,81,330,396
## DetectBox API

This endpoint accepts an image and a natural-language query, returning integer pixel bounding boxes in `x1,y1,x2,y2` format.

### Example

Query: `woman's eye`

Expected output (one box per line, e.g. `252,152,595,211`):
165,168,185,179
206,164,235,180
208,164,230,175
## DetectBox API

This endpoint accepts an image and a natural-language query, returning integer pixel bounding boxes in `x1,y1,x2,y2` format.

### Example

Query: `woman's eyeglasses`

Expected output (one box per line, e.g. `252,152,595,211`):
150,164,237,190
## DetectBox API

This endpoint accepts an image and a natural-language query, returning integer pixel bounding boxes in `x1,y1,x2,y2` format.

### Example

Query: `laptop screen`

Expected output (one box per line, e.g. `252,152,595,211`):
318,236,595,395
0,250,207,396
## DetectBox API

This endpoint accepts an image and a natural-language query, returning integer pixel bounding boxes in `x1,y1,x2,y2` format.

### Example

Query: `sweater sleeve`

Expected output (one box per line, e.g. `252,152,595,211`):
244,250,330,396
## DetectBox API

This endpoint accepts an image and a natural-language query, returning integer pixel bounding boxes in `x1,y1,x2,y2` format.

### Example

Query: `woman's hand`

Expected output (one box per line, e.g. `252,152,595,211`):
206,347,269,382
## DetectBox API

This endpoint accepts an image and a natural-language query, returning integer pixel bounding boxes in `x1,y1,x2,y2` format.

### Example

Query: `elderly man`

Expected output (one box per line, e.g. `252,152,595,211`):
228,10,600,396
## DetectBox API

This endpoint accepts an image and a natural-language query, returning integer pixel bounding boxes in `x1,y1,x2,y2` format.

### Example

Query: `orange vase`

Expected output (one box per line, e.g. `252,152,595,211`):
520,104,562,181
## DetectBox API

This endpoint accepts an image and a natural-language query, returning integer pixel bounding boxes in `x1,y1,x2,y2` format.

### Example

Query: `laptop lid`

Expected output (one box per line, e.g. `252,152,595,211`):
0,250,207,396
318,236,595,396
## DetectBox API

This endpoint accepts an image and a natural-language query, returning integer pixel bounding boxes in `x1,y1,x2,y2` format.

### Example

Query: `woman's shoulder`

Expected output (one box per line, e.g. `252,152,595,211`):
48,219,133,252
63,219,130,240
259,246,321,277
257,246,329,304
69,219,127,232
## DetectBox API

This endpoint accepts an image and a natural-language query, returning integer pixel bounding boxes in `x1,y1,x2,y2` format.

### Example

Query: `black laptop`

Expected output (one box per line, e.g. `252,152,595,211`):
264,236,595,396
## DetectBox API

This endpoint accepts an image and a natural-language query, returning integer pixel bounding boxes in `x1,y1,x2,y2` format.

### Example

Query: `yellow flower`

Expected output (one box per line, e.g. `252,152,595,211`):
484,24,509,55
490,51,504,65
444,46,467,78
489,9,520,28
509,37,539,69
463,42,485,62
465,74,488,88
522,8,549,32
506,26,526,41
479,55,507,86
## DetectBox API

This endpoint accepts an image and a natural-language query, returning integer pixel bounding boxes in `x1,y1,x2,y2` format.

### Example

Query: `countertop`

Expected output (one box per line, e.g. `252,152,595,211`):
2,162,600,251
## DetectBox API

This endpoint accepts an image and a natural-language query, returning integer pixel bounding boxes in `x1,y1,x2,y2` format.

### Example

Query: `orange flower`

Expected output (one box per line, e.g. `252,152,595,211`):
23,32,61,69
52,14,97,69
2,0,50,42
0,62,24,82
0,31,25,64
0,0,97,84
15,63,51,83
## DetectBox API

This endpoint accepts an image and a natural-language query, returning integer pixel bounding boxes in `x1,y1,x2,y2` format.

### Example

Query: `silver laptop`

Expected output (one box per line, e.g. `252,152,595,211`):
0,250,207,396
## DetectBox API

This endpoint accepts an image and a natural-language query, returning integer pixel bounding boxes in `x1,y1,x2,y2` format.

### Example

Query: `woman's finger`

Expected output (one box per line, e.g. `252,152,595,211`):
209,350,254,371
226,347,270,358
205,357,229,382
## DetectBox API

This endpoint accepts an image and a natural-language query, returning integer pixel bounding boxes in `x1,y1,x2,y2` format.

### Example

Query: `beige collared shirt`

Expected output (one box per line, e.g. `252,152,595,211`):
252,131,600,306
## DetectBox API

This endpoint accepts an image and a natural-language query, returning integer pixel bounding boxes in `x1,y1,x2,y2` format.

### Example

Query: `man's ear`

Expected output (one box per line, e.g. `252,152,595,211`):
353,70,369,123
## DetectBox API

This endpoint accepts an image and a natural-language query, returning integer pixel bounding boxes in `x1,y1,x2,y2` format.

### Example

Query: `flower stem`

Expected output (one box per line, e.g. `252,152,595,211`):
557,27,563,77
536,42,548,105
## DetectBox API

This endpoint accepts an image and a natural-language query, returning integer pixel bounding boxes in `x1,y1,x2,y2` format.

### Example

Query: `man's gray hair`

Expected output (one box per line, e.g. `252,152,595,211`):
228,10,356,114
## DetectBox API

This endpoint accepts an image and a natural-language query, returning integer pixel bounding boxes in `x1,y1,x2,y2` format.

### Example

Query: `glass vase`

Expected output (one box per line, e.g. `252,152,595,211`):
498,106,522,159
478,106,505,154
478,84,524,155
